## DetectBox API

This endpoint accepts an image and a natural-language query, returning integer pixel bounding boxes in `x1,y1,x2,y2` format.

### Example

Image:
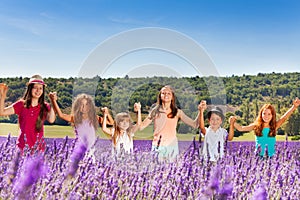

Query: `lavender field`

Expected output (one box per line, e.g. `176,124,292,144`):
0,135,299,199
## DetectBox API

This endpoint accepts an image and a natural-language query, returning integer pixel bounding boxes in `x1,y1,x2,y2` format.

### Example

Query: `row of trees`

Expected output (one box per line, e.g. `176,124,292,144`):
0,72,299,137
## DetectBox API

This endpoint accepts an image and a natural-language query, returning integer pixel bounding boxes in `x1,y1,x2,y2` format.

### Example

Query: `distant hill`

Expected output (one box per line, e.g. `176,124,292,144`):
0,72,299,137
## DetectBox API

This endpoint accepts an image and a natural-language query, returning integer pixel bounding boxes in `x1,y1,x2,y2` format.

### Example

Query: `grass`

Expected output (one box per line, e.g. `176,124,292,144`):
0,123,296,142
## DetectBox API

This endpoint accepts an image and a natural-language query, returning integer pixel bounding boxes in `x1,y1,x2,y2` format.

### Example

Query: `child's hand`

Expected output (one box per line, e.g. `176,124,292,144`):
198,100,207,111
229,116,236,124
134,102,141,112
0,83,8,96
293,97,300,107
49,92,57,101
101,107,109,115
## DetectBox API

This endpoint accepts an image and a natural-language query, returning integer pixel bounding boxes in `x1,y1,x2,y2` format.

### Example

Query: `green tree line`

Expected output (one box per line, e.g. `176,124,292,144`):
0,72,299,137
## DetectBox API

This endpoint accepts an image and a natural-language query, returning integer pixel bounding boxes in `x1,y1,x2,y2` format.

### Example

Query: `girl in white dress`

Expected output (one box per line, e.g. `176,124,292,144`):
102,103,141,155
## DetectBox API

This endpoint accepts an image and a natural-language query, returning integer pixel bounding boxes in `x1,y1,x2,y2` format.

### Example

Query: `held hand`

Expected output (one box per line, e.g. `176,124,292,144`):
49,92,57,101
0,83,8,96
134,102,141,112
198,100,207,111
229,116,237,124
293,97,300,108
101,107,109,115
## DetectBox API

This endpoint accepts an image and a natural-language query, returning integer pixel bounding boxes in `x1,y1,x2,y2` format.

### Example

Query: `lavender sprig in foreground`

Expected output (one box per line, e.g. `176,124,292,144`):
66,141,87,178
13,155,48,198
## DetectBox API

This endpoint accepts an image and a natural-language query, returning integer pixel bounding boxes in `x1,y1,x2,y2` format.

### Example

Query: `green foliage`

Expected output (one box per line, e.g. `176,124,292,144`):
291,135,300,141
1,72,300,135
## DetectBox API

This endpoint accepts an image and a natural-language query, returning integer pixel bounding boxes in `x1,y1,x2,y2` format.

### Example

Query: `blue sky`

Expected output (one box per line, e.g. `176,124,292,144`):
0,0,299,78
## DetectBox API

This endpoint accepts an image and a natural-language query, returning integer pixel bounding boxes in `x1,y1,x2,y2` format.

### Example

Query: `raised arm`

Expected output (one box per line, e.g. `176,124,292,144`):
99,107,114,126
178,107,200,129
102,107,113,136
49,92,72,122
228,116,236,141
47,101,56,123
232,116,255,132
139,114,153,131
198,100,207,134
276,97,300,129
0,83,15,116
132,102,141,133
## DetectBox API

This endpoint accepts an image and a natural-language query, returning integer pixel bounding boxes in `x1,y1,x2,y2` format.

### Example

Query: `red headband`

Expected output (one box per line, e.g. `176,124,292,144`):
28,79,45,85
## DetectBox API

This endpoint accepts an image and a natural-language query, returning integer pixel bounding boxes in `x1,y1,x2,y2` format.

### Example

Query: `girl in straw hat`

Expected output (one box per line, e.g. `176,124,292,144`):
0,75,55,153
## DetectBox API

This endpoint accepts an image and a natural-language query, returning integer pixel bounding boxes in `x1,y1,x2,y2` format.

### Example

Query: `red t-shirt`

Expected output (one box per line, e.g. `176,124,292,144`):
13,100,50,151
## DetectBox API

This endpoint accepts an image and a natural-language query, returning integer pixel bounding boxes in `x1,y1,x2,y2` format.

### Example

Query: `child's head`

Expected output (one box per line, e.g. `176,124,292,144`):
258,104,276,124
72,93,98,130
115,112,132,132
24,75,46,104
151,85,178,118
255,104,276,136
112,112,133,146
158,85,176,105
207,107,224,130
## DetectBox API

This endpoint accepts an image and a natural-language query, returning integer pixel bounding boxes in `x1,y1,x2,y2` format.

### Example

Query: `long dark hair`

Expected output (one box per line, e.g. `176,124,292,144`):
149,85,178,119
23,83,49,131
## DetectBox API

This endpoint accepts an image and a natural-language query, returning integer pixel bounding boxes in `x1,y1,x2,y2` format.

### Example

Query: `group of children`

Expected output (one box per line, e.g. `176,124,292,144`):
0,74,299,162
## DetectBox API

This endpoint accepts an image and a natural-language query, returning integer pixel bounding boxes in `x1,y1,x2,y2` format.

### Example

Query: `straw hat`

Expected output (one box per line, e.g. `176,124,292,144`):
27,75,46,86
207,106,225,120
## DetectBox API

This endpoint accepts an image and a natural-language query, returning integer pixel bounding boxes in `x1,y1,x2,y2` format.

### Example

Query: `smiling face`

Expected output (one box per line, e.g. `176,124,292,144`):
160,87,173,103
118,118,130,131
261,108,273,124
208,113,223,131
31,83,44,99
80,98,90,114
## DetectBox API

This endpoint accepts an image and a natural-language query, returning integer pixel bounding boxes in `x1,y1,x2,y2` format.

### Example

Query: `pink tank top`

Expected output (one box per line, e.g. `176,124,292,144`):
153,112,178,146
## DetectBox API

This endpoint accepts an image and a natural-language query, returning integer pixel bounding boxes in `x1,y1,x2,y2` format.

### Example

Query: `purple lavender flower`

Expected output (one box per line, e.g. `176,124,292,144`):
209,166,221,191
203,165,221,198
14,155,48,196
156,135,162,150
256,144,262,156
1,136,300,199
66,141,87,178
264,144,268,158
6,149,21,184
252,183,268,200
199,131,202,143
5,133,11,148
62,135,68,152
219,166,233,199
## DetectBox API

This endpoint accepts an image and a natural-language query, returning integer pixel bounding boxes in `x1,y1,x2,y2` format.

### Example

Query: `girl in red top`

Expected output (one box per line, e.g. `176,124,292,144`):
0,75,55,153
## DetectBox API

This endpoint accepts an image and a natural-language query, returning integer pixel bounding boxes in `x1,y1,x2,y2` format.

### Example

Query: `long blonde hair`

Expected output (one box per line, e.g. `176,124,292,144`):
71,94,98,131
254,104,277,137
112,112,133,146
